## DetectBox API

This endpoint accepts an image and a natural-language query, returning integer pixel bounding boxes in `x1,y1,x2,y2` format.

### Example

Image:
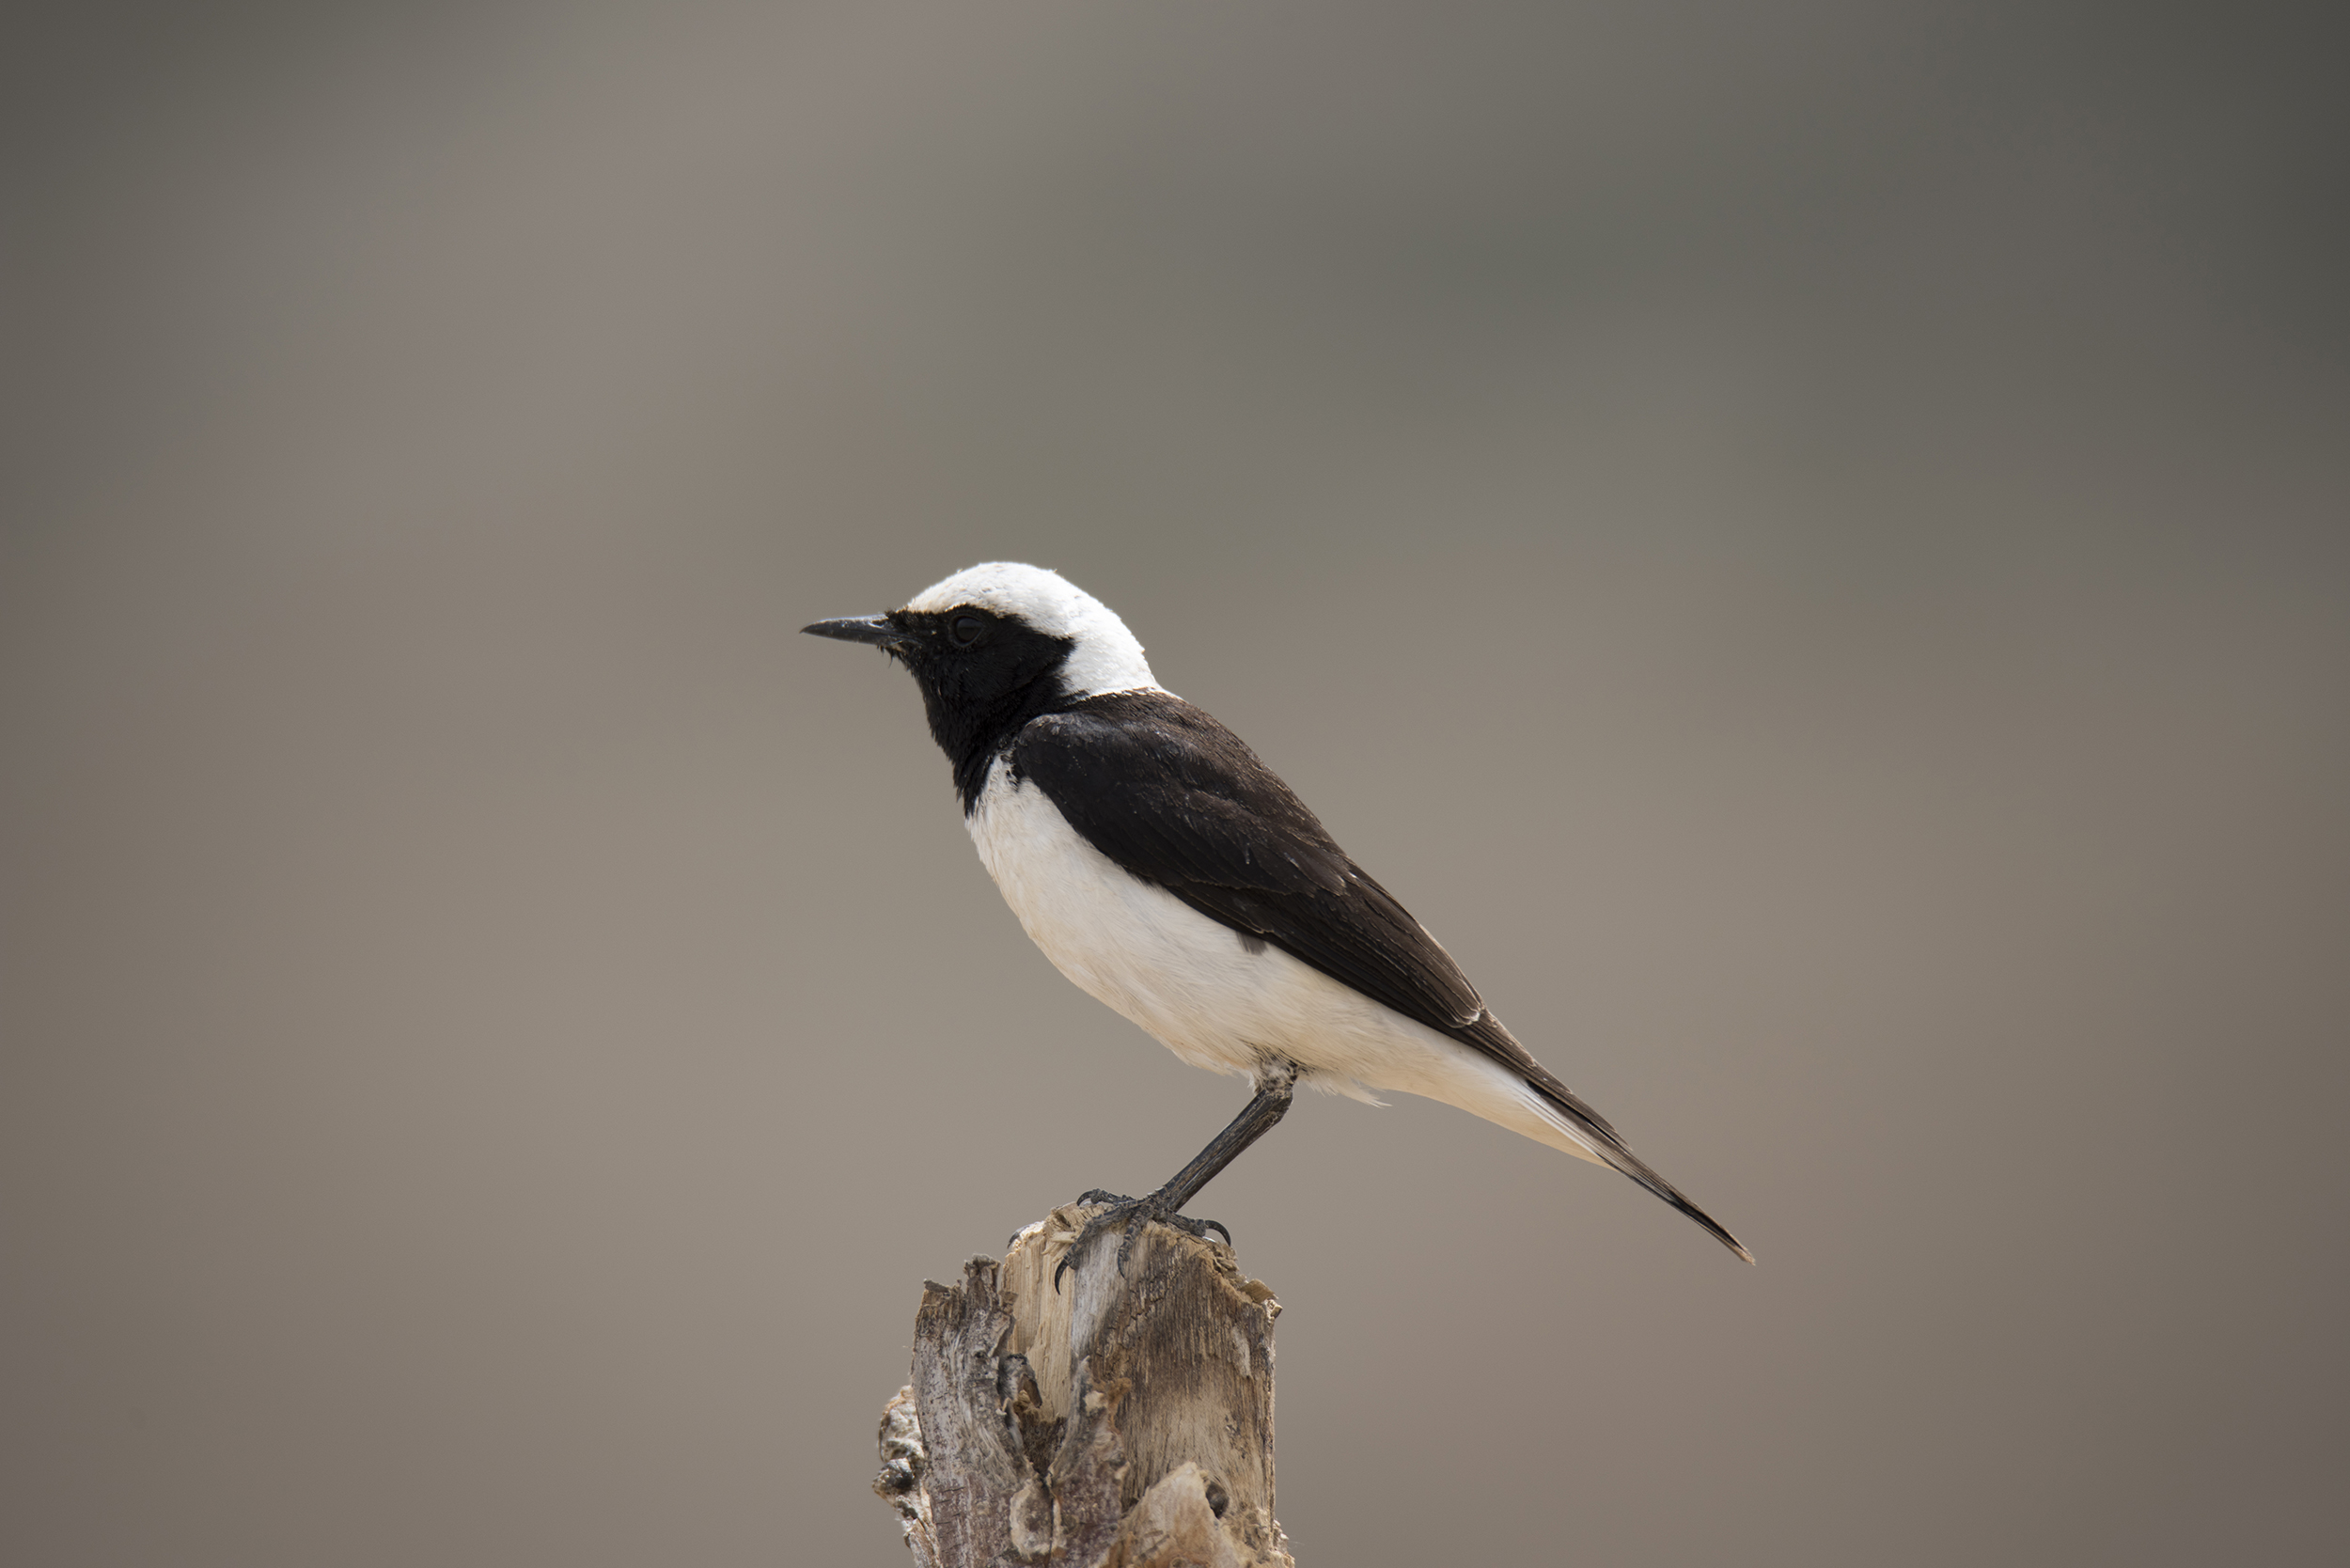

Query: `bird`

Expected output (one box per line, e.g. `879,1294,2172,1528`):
806,561,1751,1272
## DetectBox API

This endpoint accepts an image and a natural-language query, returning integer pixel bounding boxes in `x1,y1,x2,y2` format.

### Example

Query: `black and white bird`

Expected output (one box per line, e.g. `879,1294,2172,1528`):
807,562,1750,1269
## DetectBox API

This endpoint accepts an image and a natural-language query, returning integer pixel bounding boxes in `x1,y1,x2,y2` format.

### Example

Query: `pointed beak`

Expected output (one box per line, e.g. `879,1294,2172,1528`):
802,614,911,651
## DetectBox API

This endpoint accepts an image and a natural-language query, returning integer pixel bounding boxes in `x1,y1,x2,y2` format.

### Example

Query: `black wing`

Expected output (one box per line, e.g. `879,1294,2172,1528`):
1011,691,1752,1262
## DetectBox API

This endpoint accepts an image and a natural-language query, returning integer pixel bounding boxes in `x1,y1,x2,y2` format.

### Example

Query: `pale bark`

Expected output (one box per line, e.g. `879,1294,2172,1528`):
873,1201,1294,1568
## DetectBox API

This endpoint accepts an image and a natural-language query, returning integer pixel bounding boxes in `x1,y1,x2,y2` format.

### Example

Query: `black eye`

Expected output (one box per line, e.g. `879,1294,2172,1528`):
948,614,986,647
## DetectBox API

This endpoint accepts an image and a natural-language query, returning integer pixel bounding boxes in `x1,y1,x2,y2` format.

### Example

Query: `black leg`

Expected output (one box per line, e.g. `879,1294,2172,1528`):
1058,1062,1297,1288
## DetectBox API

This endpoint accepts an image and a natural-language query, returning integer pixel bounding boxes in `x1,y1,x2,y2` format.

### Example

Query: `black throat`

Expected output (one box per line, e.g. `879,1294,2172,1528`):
890,611,1081,813
935,676,1074,814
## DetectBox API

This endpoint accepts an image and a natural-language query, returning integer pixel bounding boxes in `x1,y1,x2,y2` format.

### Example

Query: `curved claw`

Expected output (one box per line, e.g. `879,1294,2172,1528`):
1053,1193,1135,1292
1050,1193,1235,1292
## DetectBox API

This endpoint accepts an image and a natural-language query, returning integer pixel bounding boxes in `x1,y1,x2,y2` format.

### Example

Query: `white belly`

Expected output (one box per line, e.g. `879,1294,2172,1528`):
964,760,1606,1164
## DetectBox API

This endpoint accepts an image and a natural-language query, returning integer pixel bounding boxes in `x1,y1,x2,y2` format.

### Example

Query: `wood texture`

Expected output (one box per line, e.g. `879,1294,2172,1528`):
874,1202,1293,1567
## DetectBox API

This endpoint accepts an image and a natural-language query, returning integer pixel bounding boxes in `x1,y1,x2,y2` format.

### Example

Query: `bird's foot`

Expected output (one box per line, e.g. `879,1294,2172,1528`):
1054,1189,1231,1290
1073,1190,1230,1250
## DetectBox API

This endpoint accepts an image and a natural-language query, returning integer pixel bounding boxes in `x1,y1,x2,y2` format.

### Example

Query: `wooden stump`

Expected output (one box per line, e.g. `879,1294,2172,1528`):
873,1201,1294,1567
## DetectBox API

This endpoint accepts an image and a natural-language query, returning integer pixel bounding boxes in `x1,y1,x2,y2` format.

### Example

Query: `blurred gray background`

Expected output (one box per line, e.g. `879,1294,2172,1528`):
5,3,2345,1563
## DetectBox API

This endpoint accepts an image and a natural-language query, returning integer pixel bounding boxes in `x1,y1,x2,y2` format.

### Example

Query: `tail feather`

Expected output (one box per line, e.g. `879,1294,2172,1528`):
1528,1074,1754,1263
1590,1134,1755,1263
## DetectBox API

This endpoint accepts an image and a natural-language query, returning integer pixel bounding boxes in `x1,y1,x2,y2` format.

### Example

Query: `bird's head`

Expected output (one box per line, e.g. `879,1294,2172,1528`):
804,562,1159,768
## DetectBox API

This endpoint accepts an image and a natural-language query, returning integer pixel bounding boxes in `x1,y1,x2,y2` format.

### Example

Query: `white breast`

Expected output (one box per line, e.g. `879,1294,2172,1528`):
964,759,1606,1165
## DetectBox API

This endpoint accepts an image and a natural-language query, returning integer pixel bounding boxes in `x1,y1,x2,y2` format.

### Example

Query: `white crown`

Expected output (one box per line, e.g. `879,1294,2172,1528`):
904,562,1161,698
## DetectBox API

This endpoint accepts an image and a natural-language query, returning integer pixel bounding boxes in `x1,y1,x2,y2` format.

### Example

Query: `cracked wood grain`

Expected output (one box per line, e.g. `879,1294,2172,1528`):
873,1201,1293,1568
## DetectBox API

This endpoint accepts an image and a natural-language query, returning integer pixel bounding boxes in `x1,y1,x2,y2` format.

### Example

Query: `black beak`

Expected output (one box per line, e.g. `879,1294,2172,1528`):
802,614,912,651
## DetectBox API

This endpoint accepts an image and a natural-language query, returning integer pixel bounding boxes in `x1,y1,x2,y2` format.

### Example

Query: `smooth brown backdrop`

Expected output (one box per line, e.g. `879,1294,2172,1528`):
5,4,2345,1564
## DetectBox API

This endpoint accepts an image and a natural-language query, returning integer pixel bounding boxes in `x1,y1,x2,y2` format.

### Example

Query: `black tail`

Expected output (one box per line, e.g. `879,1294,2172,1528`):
1528,1071,1754,1263
1454,1010,1754,1262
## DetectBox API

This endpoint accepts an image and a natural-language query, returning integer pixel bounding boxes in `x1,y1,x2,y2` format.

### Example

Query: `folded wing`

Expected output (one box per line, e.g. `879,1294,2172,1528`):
1013,692,1751,1262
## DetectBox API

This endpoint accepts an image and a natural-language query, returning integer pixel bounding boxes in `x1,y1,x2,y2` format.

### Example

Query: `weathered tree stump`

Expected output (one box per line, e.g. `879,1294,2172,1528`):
873,1200,1294,1567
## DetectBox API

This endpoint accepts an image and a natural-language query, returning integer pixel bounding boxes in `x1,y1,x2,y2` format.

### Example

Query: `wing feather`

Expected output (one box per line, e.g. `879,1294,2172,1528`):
1012,692,1753,1263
